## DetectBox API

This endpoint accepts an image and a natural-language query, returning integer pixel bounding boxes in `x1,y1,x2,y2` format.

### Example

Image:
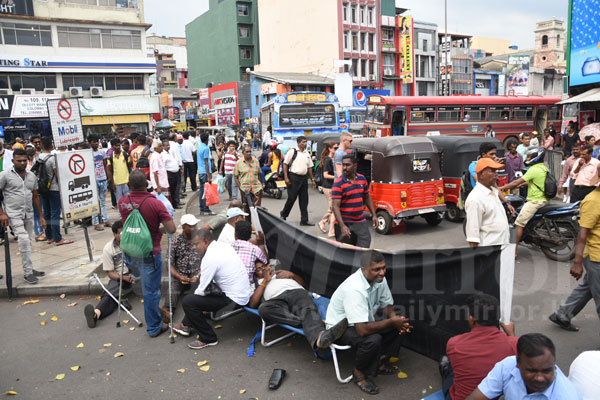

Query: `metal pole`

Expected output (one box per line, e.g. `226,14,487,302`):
82,223,93,262
444,0,449,95
4,228,13,299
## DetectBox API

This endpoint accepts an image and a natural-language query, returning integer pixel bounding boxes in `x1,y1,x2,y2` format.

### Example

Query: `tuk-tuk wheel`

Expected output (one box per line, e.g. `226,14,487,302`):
445,204,463,223
375,211,392,235
424,212,443,226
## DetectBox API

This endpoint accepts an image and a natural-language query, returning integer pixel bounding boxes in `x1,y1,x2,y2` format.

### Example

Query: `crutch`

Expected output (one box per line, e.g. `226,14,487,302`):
167,235,174,343
116,255,124,328
92,273,143,327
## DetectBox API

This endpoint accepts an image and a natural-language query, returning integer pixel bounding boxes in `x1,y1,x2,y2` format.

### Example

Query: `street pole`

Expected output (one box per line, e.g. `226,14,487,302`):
444,0,449,95
82,223,93,262
4,228,13,299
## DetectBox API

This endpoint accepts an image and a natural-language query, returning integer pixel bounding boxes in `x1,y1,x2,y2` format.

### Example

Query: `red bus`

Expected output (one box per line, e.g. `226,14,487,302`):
364,95,562,148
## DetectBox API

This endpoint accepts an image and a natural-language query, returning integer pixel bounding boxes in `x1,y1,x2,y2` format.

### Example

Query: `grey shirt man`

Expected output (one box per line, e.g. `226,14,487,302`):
0,167,38,218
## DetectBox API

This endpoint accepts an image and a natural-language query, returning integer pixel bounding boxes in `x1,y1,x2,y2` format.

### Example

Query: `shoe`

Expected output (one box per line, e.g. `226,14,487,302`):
317,318,348,349
188,339,218,349
94,225,104,231
268,368,286,390
300,221,315,226
32,269,45,277
174,205,184,210
104,222,112,228
24,274,38,284
549,312,579,332
181,193,187,198
159,306,172,324
121,298,132,311
439,356,451,380
172,323,191,336
202,211,216,216
84,304,97,328
280,214,286,221
149,323,169,337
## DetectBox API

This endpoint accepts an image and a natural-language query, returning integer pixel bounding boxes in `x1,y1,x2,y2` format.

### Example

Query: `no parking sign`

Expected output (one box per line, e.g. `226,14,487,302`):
56,149,99,222
47,98,84,147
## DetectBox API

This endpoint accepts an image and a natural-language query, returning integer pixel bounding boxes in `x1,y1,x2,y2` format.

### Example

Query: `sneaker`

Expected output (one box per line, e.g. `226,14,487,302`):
317,318,348,349
149,323,169,338
172,323,191,336
32,269,45,277
84,304,97,328
24,274,38,284
188,339,218,350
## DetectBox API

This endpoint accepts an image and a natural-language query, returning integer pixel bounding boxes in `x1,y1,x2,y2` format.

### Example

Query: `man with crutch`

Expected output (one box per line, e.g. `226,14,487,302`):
84,221,136,328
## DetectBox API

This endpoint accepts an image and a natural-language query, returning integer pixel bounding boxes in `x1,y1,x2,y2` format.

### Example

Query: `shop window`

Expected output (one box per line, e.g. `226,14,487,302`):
58,26,140,49
116,75,134,90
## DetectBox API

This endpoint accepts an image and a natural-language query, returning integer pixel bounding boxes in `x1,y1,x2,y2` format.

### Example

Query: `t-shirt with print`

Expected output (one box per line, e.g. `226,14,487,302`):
171,233,202,277
93,149,107,181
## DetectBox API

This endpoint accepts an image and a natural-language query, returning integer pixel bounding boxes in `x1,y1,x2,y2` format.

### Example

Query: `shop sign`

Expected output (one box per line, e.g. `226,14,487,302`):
0,95,15,118
47,98,84,147
79,96,160,117
260,82,278,95
0,0,34,16
10,94,60,118
81,114,150,126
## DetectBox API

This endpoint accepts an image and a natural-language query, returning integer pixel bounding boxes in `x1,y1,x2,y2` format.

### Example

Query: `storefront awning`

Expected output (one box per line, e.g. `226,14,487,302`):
558,87,600,104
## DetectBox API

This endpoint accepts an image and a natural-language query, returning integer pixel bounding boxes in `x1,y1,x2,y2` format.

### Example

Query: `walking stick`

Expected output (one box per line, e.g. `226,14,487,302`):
167,235,174,343
116,248,124,328
92,273,143,327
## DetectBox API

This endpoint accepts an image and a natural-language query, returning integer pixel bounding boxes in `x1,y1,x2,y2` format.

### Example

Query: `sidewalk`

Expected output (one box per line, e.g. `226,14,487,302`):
0,192,194,298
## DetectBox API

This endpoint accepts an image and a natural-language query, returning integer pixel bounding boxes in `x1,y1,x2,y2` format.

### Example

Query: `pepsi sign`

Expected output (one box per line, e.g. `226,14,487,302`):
353,89,390,106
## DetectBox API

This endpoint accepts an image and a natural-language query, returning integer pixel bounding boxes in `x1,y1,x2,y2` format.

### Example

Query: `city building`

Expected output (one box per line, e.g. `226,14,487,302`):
160,88,199,130
470,36,516,59
147,35,189,91
0,0,158,140
413,20,438,96
533,18,566,69
186,0,259,88
438,32,474,95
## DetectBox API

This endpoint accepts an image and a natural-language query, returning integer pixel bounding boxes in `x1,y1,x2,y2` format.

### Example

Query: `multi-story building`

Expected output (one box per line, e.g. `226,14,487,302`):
0,0,157,140
413,20,438,96
186,0,259,88
147,35,189,90
438,32,474,95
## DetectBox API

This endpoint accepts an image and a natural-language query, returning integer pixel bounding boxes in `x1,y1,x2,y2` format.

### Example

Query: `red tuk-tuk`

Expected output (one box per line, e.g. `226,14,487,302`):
351,137,446,235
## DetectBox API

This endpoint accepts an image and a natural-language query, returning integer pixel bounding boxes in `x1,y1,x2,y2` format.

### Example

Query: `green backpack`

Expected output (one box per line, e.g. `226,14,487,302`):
120,197,153,258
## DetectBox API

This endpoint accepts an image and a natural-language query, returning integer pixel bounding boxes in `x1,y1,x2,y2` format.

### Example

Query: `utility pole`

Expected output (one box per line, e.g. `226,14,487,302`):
444,0,449,95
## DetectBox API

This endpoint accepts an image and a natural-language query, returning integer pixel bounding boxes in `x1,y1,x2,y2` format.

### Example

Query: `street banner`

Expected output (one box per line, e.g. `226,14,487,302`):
47,98,84,147
56,149,99,222
256,207,512,361
507,55,530,96
10,94,60,118
398,15,414,84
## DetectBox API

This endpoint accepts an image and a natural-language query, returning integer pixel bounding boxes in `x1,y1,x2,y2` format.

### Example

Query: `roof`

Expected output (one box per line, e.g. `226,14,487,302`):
163,88,200,99
251,71,334,86
351,136,438,157
428,136,504,153
558,88,600,104
368,95,561,106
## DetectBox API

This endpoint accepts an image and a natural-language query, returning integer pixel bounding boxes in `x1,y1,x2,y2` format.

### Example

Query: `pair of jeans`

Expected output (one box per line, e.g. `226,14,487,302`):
114,183,130,205
198,173,211,212
225,173,238,199
93,179,109,225
11,217,34,276
108,184,117,207
183,161,197,191
33,207,42,236
261,166,272,182
280,173,309,222
127,252,163,336
41,190,62,242
182,293,232,343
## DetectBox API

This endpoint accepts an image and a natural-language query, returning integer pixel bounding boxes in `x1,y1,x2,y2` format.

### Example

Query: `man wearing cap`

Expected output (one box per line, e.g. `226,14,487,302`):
217,207,248,246
465,158,510,248
158,214,202,325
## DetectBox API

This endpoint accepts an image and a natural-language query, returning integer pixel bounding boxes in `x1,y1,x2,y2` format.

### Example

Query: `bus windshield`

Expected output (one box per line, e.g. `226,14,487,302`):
366,105,386,123
279,104,336,127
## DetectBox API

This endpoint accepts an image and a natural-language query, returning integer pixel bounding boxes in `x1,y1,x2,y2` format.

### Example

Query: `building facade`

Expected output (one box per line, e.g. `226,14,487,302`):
186,0,259,88
438,33,474,95
413,20,438,96
0,0,158,140
147,35,189,90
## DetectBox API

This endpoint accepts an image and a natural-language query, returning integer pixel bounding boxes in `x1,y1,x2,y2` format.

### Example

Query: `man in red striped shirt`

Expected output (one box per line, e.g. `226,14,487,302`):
331,154,377,248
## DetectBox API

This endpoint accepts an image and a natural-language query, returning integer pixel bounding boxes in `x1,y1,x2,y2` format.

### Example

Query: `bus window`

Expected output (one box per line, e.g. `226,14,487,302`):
489,105,511,121
548,105,561,120
410,106,435,122
437,106,461,122
339,112,347,124
366,105,387,123
512,105,533,120
279,104,337,127
462,105,487,121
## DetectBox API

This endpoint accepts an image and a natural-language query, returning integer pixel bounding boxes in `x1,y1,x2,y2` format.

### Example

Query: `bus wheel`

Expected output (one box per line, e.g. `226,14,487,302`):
424,212,443,226
445,204,463,223
375,211,392,235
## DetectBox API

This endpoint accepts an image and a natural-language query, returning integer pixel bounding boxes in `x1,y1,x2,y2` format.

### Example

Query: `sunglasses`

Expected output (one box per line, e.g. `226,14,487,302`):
333,146,339,150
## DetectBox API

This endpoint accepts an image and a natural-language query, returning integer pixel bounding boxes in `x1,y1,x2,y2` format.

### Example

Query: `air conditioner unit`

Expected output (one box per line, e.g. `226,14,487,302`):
69,87,83,97
20,88,35,95
384,68,394,76
44,88,60,95
0,89,13,95
369,74,376,81
90,86,103,97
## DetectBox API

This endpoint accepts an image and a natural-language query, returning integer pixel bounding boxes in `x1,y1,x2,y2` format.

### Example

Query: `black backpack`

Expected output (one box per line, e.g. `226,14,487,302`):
109,151,132,173
134,147,151,179
532,170,558,200
31,155,54,196
458,167,474,210
314,162,323,186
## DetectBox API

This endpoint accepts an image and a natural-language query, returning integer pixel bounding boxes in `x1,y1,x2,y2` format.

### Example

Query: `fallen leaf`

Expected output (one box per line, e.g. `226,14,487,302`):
59,294,66,299
177,369,186,373
50,315,58,321
214,324,223,329
5,391,18,395
199,365,210,372
429,385,433,389
39,312,47,316
240,389,247,394
68,302,77,307
40,320,47,326
55,373,65,380
389,356,399,363
81,263,87,267
122,320,129,324
23,299,40,305
114,352,124,358
103,343,112,347
95,296,101,301
196,360,207,367
140,299,144,303
70,366,80,371
106,372,111,376
76,342,84,348
397,371,408,379
129,327,135,331
98,349,106,353
148,380,152,383
217,396,221,399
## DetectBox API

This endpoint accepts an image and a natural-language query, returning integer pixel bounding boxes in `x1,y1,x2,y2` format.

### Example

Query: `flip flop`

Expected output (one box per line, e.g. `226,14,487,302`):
55,239,74,246
354,375,379,395
35,233,46,242
376,362,396,375
549,313,579,332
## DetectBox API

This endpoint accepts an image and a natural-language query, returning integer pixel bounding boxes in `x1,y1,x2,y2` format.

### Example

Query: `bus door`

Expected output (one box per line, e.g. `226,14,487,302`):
535,106,548,134
391,108,407,136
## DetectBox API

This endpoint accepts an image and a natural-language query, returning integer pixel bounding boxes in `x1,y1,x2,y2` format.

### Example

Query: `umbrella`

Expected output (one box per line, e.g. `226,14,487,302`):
579,122,600,142
156,119,175,129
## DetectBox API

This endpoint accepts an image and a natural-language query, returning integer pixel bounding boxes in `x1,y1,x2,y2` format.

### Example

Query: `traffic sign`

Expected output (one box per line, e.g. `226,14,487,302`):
56,149,98,222
47,98,84,148
68,154,85,175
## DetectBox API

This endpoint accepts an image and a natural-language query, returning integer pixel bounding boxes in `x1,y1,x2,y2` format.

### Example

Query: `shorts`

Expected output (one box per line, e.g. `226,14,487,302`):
514,200,547,228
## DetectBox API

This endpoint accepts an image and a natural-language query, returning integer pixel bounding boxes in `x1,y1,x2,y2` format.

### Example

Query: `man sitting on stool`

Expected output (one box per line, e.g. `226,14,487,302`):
326,250,411,395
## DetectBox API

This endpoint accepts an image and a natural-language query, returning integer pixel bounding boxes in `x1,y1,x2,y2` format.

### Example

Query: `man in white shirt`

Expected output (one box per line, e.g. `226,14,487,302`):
465,158,510,247
280,136,317,225
179,228,253,350
150,141,170,200
161,139,182,209
569,351,600,400
181,132,197,192
218,207,248,246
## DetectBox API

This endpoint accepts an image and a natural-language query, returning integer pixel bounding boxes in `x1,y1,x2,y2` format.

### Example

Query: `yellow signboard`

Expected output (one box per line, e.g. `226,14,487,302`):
287,93,327,103
398,15,414,84
174,122,187,131
81,114,150,126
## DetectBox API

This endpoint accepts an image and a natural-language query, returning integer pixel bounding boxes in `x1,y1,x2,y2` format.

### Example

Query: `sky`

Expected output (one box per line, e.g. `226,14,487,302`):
143,0,568,50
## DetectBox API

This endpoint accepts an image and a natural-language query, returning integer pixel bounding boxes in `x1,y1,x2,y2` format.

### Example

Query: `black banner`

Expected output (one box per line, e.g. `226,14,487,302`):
257,207,502,361
0,0,34,16
0,95,14,119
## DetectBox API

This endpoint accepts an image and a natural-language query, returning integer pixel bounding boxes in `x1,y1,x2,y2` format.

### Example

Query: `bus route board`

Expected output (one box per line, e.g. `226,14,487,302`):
55,149,99,222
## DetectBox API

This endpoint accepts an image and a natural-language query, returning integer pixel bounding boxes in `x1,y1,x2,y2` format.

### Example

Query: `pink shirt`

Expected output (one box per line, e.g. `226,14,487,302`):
571,157,600,187
150,150,169,189
542,135,554,150
559,155,578,187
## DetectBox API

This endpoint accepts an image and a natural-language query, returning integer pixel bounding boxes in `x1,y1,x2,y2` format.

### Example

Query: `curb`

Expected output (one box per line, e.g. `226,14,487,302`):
184,190,200,215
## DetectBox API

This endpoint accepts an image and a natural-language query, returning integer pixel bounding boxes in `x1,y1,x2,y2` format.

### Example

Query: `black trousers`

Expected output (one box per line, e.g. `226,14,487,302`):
96,277,132,320
258,289,324,349
183,161,197,191
167,171,181,207
181,293,232,343
334,220,372,248
336,326,402,377
571,185,595,203
280,173,309,222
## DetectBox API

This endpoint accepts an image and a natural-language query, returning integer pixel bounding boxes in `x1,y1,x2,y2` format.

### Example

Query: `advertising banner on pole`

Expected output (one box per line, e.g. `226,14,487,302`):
506,55,530,96
47,98,84,147
398,15,414,84
568,0,600,87
56,149,99,222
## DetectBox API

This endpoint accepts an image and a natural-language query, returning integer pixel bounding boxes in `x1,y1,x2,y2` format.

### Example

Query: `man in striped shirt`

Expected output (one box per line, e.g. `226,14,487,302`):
220,140,240,201
332,154,377,248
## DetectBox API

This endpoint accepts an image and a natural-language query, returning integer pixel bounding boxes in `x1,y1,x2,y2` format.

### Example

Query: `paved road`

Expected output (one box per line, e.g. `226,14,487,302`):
1,187,598,399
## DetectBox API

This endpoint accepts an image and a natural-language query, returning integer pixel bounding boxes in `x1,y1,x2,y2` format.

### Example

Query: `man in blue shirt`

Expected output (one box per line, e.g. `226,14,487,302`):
197,132,214,215
466,333,582,400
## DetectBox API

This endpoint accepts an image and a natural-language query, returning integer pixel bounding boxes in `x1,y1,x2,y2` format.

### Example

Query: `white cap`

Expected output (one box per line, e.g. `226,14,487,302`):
180,214,200,226
226,207,249,219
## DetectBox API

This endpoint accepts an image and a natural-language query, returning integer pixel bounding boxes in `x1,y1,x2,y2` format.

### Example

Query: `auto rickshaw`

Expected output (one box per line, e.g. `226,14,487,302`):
350,136,446,235
428,135,507,223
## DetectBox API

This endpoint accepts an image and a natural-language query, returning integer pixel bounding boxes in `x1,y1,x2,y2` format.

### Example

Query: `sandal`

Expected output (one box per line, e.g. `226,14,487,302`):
549,313,579,332
35,233,46,242
55,239,74,246
46,239,55,244
377,362,396,375
353,374,379,395
94,225,104,231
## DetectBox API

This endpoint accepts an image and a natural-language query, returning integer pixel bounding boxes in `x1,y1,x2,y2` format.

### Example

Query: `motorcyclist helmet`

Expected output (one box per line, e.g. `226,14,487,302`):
269,140,278,149
524,146,545,166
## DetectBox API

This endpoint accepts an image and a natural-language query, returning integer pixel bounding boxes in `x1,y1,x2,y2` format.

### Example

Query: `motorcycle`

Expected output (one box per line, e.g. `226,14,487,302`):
505,194,580,261
264,170,286,199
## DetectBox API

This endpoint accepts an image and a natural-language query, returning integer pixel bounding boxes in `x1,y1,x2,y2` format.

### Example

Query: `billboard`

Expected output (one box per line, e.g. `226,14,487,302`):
398,15,414,84
568,0,600,86
506,55,530,96
352,89,390,107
